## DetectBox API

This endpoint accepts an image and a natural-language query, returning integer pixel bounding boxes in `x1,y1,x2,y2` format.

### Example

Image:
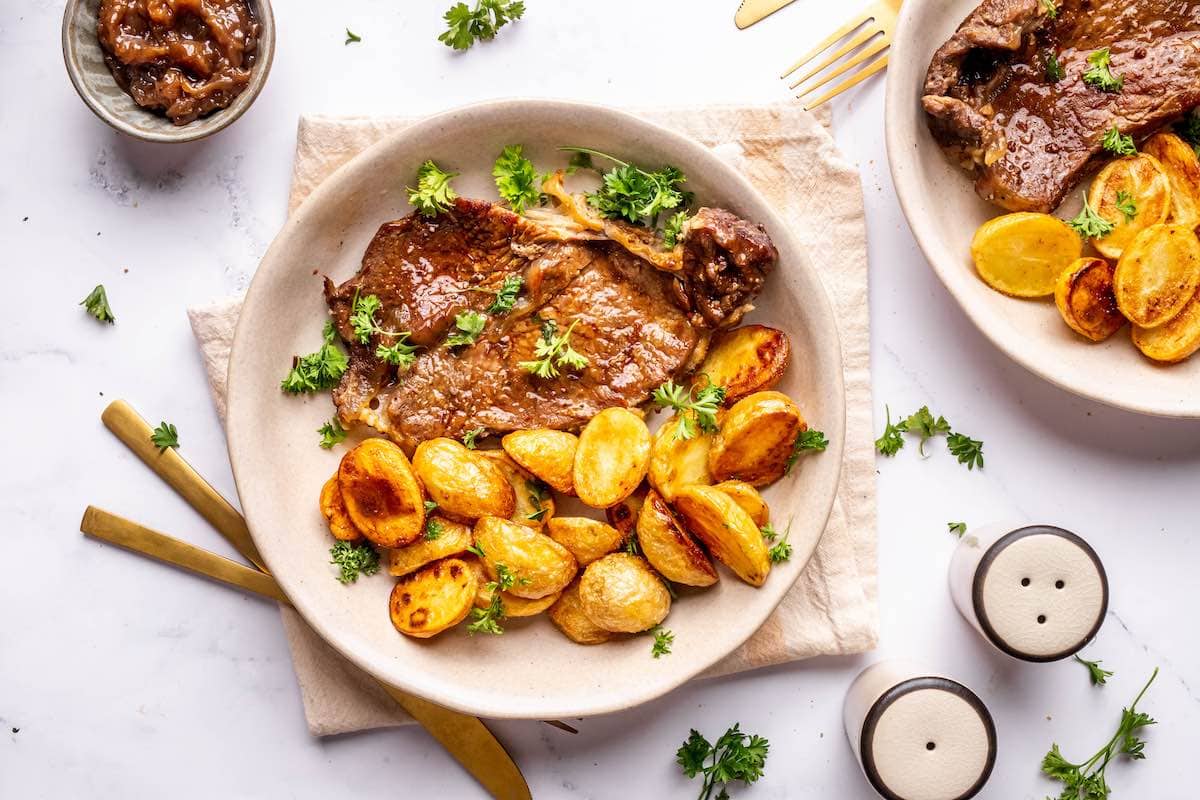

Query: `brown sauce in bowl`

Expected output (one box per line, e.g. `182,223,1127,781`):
97,0,260,126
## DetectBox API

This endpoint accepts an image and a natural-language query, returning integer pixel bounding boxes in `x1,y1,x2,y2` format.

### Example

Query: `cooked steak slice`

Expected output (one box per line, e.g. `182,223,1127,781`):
922,0,1200,212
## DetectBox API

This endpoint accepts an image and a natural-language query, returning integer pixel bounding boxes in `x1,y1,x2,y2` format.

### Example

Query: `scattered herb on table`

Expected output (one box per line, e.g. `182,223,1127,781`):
948,521,967,537
493,145,542,214
318,417,347,449
1041,667,1157,799
80,284,115,324
526,479,550,522
1083,47,1123,93
439,0,525,51
677,723,770,800
150,421,179,452
1041,0,1058,17
662,211,690,249
558,146,691,229
875,405,908,456
653,380,726,441
468,562,525,635
485,275,524,315
282,321,349,393
1044,50,1065,83
1067,192,1115,239
445,310,487,347
1076,655,1114,686
901,406,951,456
651,626,674,658
519,318,589,378
1115,190,1138,222
330,540,379,584
344,28,361,45
424,518,445,541
947,431,985,470
875,404,984,470
785,428,828,474
407,160,459,216
1102,126,1136,157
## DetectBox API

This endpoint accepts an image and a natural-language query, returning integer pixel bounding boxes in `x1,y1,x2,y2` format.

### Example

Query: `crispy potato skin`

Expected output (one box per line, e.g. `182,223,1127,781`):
1054,258,1126,342
386,517,472,576
320,475,362,542
574,408,651,508
412,438,515,522
712,481,770,527
1090,154,1172,260
648,416,713,501
388,557,477,638
709,391,805,487
970,213,1082,297
1143,133,1200,228
548,579,614,644
578,553,671,633
338,438,426,548
546,517,624,566
605,487,646,545
674,485,770,587
636,490,718,587
477,450,556,528
472,516,578,599
1114,224,1200,328
693,324,790,405
502,429,578,495
1133,285,1200,363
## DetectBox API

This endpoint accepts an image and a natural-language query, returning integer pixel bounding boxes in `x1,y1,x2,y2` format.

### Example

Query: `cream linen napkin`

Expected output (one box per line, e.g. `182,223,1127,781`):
188,105,878,735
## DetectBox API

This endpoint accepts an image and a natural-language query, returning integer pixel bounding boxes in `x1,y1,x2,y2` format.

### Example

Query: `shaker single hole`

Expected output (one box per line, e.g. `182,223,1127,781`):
1037,614,1047,624
926,742,936,751
1021,577,1031,587
1055,580,1065,589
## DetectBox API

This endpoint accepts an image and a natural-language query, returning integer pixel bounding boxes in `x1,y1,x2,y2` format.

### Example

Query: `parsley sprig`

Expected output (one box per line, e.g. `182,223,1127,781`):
1083,48,1123,92
1101,126,1136,156
785,429,828,474
445,310,487,348
282,321,349,393
80,284,115,324
461,427,485,449
1041,0,1058,17
651,626,674,658
1115,190,1138,222
493,145,542,214
902,406,950,456
407,160,459,216
467,562,526,635
1067,192,1116,239
485,275,524,314
947,432,985,470
663,211,690,249
677,724,770,800
330,540,379,584
761,521,793,563
424,517,444,541
652,380,726,440
559,147,691,228
875,404,984,470
318,417,347,449
519,318,589,378
526,479,550,522
1076,655,1115,686
344,28,361,45
948,521,967,537
1044,50,1065,83
349,292,420,367
439,0,524,51
150,421,179,452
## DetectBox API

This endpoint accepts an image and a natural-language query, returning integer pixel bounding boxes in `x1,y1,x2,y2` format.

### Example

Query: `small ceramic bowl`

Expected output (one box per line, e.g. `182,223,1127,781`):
62,0,275,144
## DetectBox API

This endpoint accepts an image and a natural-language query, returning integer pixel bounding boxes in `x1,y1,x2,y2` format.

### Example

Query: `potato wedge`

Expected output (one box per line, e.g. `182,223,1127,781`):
1054,257,1126,342
578,553,671,633
1142,133,1200,229
548,579,614,644
477,450,556,528
636,490,718,587
1133,285,1200,363
712,481,770,527
574,408,651,508
605,487,646,544
647,416,713,501
320,475,361,542
1090,153,1172,260
546,517,624,566
388,557,477,638
338,438,426,548
708,391,805,487
1114,223,1200,328
412,438,515,522
501,429,578,495
692,324,790,405
970,212,1082,297
386,517,472,576
472,516,577,599
674,485,770,586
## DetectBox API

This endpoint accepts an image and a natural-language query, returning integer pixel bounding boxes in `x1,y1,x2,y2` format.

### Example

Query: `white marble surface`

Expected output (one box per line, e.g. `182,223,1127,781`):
3,1,1198,798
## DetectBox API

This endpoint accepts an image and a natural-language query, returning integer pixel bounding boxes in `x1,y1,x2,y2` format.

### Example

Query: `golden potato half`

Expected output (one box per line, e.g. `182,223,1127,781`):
648,415,713,501
320,475,362,542
501,429,578,495
472,516,578,599
412,438,515,522
1053,257,1126,342
605,487,646,544
546,517,624,566
388,557,477,638
477,449,556,528
712,481,770,528
578,553,671,633
970,212,1082,297
386,517,472,577
1089,153,1172,260
1114,224,1200,328
1133,285,1200,363
1141,133,1200,229
674,485,770,587
574,407,651,508
548,580,614,644
693,324,790,405
636,490,718,587
709,391,805,487
338,438,426,548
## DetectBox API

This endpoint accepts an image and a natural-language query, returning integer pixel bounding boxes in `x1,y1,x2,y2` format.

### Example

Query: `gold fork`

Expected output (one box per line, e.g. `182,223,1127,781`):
781,0,901,110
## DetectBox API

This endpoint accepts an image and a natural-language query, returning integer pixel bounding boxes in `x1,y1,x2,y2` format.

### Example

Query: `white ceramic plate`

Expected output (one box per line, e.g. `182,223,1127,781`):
227,99,845,719
886,0,1200,418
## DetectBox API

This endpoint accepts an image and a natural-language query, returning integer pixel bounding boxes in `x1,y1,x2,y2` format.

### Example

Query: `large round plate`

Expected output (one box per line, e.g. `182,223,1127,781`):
227,99,845,718
886,0,1200,418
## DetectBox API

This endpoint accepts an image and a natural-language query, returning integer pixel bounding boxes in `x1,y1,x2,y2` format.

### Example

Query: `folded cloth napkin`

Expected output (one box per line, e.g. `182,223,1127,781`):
188,105,878,735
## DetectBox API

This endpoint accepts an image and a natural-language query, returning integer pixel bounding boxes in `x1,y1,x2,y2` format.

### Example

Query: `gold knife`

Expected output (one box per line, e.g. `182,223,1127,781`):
735,0,799,28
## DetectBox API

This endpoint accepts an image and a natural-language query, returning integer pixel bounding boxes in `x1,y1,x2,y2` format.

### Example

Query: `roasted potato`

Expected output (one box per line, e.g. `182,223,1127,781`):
1114,223,1200,328
388,557,477,638
477,449,556,528
1090,153,1172,260
501,429,578,495
548,579,614,644
1142,133,1200,228
605,487,646,544
412,438,515,522
320,475,361,542
578,553,671,633
1133,285,1200,362
472,516,577,599
546,517,624,566
386,517,472,576
468,559,562,617
647,416,713,501
712,481,770,527
574,408,651,508
636,490,718,587
1054,257,1126,342
674,485,770,586
338,438,426,548
708,391,805,487
970,212,1082,297
693,324,790,405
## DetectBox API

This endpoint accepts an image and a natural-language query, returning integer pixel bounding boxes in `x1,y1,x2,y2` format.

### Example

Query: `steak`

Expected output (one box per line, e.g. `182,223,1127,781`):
922,0,1200,212
325,198,776,451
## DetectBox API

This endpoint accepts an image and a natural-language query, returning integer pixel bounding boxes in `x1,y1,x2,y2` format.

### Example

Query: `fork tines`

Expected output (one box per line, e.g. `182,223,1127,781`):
781,0,899,110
